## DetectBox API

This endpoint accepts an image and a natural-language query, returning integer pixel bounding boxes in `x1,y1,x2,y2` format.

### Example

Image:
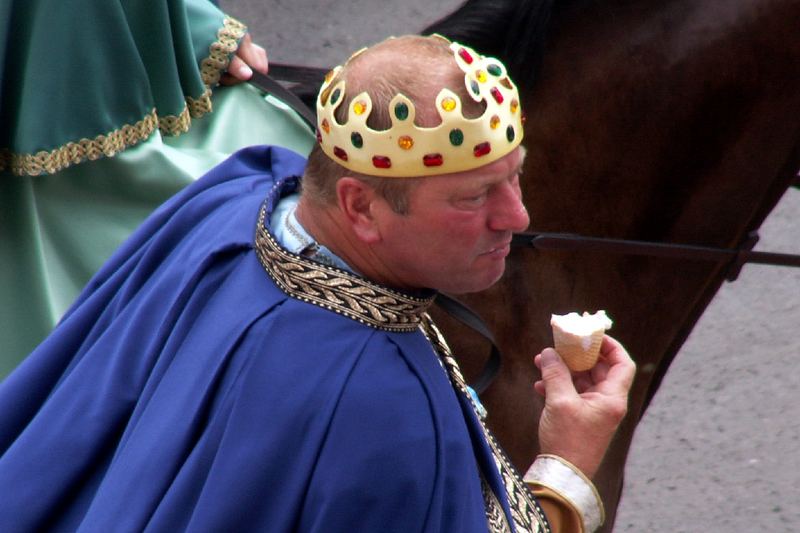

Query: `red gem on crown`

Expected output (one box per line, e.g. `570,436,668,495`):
372,156,392,169
423,154,444,167
490,87,504,104
458,48,474,64
334,146,348,161
473,142,491,157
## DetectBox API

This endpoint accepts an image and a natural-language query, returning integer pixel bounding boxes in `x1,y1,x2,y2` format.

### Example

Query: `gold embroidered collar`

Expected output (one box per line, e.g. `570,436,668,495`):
254,201,435,332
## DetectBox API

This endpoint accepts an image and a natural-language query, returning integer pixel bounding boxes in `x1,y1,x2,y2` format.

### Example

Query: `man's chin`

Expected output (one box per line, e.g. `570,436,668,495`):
444,265,506,295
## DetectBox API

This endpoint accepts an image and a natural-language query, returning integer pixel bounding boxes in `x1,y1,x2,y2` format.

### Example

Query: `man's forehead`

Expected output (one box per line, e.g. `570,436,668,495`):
414,146,526,194
456,146,526,181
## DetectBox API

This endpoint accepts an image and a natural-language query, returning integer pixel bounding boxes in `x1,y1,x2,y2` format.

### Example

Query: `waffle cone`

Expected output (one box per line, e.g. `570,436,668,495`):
551,325,605,372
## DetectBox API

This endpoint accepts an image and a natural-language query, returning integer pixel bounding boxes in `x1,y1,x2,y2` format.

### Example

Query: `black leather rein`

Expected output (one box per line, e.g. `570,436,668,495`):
512,230,800,282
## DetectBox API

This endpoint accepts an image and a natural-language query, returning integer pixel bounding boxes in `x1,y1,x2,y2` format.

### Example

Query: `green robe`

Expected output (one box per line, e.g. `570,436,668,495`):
0,0,315,377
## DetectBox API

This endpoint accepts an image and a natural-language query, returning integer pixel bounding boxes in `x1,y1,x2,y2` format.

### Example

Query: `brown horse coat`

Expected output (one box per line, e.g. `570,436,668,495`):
427,0,800,529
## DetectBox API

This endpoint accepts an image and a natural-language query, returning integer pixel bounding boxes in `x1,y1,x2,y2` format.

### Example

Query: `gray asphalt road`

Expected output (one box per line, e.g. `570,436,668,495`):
221,1,800,530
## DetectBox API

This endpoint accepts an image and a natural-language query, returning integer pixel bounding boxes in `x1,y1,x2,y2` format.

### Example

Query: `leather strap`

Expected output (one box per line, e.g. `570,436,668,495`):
435,293,502,395
512,230,800,281
248,71,318,132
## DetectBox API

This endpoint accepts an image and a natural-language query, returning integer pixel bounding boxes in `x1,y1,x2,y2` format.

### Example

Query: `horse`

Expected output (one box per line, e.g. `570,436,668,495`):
416,0,800,529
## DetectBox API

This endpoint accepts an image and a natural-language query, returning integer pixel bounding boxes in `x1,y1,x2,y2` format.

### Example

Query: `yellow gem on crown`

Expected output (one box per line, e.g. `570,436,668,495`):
511,99,519,114
353,100,368,115
490,115,501,129
476,70,488,83
398,136,414,150
441,97,457,112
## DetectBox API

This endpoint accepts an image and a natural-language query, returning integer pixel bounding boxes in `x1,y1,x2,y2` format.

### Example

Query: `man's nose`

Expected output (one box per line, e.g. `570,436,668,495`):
488,182,530,232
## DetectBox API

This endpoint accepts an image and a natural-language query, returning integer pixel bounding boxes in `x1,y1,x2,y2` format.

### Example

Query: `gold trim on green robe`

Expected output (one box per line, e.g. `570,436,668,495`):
0,1,246,176
0,0,316,378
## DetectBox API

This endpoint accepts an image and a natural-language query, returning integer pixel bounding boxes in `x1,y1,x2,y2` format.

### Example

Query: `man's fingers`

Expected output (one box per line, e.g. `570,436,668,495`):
220,34,270,86
599,335,636,392
537,348,578,401
220,56,252,85
237,33,269,74
589,357,610,384
600,335,628,365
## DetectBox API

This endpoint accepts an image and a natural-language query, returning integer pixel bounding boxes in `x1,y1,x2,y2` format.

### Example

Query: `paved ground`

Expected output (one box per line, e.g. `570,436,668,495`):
222,1,800,530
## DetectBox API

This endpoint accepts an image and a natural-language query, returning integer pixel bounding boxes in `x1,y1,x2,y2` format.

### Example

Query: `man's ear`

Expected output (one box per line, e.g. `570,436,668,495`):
336,177,382,243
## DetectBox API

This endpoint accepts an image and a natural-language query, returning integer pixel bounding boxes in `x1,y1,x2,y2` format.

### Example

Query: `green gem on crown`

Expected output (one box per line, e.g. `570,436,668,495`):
449,129,464,146
487,64,503,77
395,102,409,120
470,80,480,96
351,132,364,148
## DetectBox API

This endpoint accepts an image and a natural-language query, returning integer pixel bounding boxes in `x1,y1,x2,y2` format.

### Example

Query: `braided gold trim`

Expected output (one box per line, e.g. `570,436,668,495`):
157,17,245,137
1,17,247,175
420,316,551,533
158,106,192,137
0,110,159,176
201,16,247,88
187,87,213,118
482,475,514,533
254,201,435,332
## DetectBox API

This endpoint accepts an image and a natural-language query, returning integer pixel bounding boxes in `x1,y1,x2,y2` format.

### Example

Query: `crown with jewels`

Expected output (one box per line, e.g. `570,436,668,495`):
315,38,524,177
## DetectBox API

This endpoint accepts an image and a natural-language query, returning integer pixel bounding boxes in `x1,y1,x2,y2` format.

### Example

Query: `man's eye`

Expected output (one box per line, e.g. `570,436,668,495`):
458,194,487,206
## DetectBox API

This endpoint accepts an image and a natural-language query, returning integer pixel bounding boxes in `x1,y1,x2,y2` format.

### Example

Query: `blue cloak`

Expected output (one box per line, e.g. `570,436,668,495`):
0,146,540,532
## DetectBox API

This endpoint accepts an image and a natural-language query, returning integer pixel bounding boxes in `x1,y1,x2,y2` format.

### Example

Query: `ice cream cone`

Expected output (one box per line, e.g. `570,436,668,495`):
550,311,613,372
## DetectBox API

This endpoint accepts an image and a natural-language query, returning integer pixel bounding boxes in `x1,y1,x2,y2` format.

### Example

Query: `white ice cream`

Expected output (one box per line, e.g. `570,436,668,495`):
550,311,613,348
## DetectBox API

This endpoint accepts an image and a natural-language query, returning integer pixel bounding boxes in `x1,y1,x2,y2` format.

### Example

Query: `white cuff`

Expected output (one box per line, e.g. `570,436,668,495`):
523,454,605,533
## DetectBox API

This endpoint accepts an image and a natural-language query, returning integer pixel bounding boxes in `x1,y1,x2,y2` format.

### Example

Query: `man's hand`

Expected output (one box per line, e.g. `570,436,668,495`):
533,335,636,479
220,33,268,85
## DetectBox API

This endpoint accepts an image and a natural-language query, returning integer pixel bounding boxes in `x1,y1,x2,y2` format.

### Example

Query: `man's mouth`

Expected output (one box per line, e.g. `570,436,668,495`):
482,241,512,257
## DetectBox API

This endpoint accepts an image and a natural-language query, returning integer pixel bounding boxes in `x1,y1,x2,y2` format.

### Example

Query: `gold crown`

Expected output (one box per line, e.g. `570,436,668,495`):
315,39,524,178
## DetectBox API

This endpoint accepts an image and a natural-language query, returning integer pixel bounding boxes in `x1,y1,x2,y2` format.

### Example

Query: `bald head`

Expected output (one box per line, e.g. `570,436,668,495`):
334,35,485,128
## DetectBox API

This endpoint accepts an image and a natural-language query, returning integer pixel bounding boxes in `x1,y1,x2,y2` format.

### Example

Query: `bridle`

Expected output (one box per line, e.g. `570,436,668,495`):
511,229,800,282
251,71,800,393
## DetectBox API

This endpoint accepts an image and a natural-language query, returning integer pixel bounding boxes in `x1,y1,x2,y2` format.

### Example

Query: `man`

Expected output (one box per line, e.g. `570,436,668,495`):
0,35,634,532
